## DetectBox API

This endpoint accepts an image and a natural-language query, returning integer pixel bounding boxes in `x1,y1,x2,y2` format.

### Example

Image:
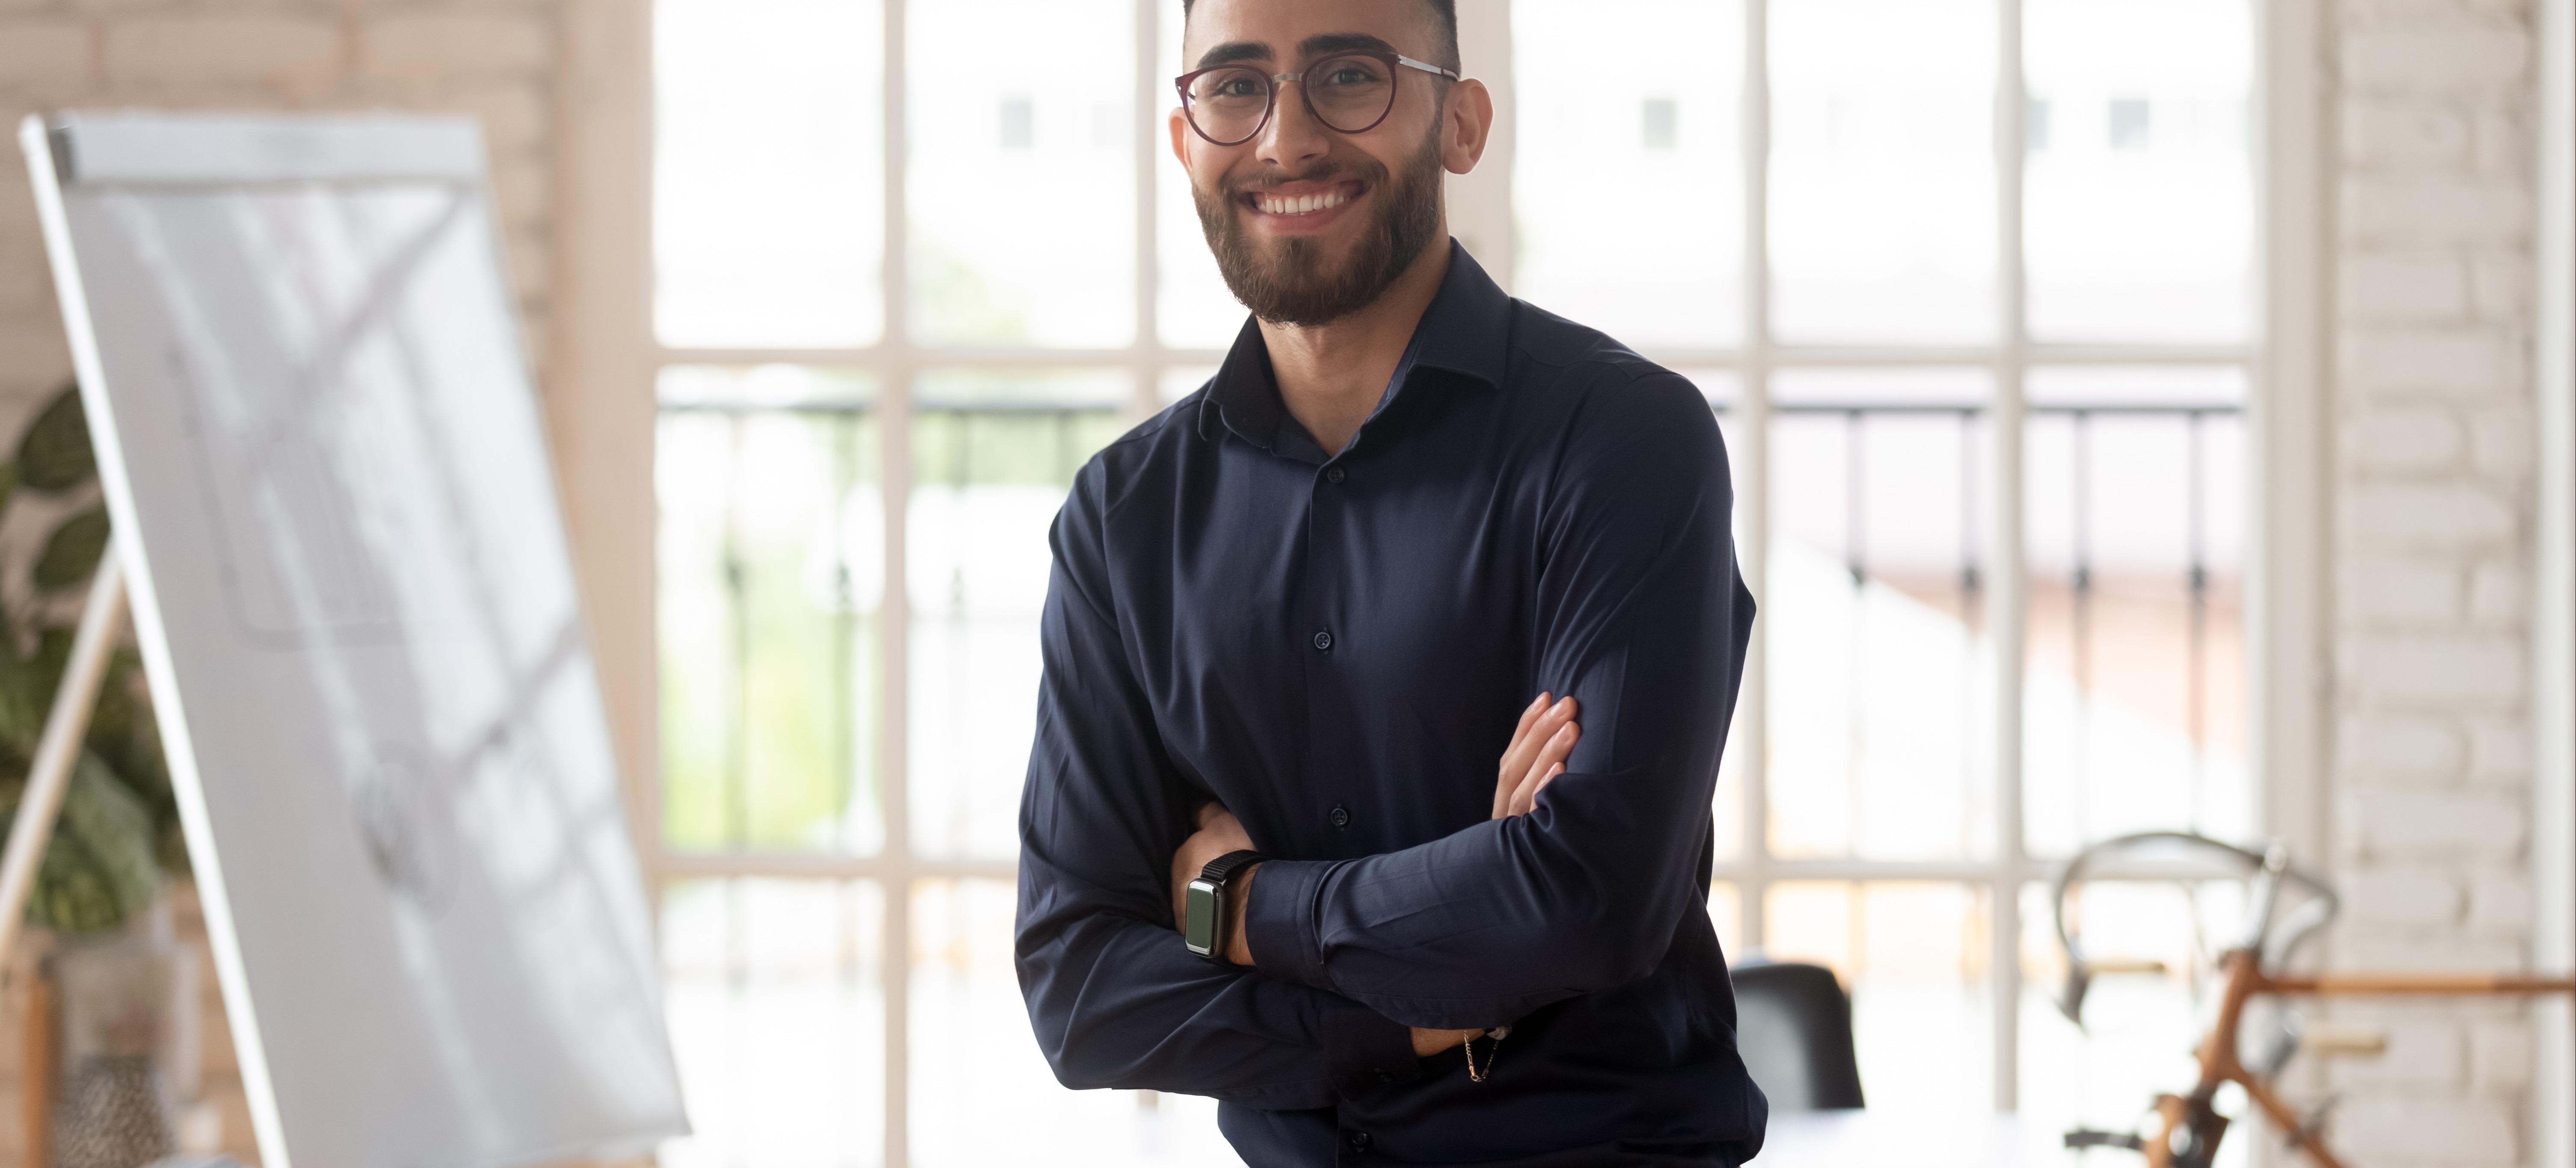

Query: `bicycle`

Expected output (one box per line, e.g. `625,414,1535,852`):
2050,831,2573,1168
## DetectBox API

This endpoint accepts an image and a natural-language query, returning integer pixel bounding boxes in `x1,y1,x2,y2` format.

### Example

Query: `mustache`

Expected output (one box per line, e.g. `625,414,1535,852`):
1221,160,1387,198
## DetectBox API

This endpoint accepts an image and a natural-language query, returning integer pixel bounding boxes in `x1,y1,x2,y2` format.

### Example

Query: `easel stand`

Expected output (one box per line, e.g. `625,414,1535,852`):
0,547,131,971
0,548,127,1166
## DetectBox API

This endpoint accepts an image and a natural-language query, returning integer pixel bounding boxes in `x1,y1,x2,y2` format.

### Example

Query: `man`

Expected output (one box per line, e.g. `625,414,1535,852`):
1014,0,1764,1163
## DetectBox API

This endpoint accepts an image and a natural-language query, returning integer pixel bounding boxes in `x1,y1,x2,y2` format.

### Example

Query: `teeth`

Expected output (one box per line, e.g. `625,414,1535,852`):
1262,190,1351,216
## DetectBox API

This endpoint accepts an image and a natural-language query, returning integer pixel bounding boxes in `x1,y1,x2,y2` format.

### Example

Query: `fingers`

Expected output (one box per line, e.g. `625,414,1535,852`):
1506,692,1549,758
1494,694,1574,817
1507,719,1579,817
1195,801,1229,831
1494,693,1548,817
1496,694,1552,785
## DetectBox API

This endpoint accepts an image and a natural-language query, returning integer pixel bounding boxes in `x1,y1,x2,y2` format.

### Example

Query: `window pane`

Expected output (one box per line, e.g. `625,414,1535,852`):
655,0,882,348
1513,0,1745,348
909,373,1132,859
1770,0,1997,344
1766,372,1995,861
659,370,882,854
1761,882,1990,1113
912,0,1134,346
660,880,885,1168
910,879,1245,1167
1709,881,1744,958
2018,881,2252,1167
2025,0,2255,343
2023,370,2249,857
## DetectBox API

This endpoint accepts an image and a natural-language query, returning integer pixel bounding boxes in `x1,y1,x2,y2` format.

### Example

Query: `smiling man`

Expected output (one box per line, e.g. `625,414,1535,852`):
1012,1,1765,1164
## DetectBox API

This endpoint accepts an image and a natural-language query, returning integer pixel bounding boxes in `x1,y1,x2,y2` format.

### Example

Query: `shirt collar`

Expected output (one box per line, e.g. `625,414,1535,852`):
1197,240,1512,448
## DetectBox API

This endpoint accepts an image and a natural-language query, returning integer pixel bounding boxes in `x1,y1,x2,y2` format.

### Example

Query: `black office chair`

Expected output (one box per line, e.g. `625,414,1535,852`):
1728,959,1865,1111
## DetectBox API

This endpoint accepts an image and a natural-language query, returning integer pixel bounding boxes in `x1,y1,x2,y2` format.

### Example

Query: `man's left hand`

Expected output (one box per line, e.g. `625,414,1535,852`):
1171,802,1257,965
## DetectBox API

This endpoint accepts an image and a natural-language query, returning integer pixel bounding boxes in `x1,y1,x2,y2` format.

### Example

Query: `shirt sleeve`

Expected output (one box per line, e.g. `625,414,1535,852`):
1242,369,1756,1031
1014,457,1421,1109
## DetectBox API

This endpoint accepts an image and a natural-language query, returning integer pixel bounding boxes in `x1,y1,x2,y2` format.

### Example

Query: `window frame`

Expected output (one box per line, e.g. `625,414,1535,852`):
554,0,2330,1158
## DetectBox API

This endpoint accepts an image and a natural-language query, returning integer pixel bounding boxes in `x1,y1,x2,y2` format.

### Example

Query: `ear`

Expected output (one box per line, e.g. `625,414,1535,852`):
1170,106,1191,168
1441,78,1495,176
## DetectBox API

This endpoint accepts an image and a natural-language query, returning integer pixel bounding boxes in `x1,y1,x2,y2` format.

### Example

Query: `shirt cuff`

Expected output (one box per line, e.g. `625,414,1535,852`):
1319,995,1422,1098
1243,858,1335,992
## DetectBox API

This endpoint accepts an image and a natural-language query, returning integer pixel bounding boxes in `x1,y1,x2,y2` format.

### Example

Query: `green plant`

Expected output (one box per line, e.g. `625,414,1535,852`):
0,383,181,936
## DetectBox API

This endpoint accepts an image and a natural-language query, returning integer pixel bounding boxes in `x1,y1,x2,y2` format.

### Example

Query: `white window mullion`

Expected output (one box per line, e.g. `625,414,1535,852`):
1736,0,1774,959
1131,0,1165,425
880,0,916,1163
1989,0,2030,1115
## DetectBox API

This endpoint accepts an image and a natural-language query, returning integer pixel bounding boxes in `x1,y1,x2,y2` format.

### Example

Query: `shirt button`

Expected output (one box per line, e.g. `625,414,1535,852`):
1329,804,1352,829
1374,1068,1398,1084
1313,630,1333,651
1348,1131,1372,1151
1325,465,1346,484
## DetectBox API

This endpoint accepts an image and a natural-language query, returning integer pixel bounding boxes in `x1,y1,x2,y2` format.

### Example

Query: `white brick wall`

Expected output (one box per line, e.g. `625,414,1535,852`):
2332,0,2546,1162
0,0,563,1162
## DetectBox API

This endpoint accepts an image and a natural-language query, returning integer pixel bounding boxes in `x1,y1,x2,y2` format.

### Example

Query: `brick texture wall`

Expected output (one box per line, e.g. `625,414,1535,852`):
2330,0,2549,1162
0,0,559,425
0,0,563,1162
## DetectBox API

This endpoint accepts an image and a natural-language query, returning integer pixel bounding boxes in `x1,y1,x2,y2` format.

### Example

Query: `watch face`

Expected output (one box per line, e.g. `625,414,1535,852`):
1183,880,1222,955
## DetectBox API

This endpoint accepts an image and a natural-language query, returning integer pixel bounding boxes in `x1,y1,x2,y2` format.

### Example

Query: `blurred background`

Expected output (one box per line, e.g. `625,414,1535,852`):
0,0,2570,1166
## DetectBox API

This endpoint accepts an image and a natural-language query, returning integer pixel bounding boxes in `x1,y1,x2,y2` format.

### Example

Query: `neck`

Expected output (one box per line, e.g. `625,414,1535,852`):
1260,235,1453,458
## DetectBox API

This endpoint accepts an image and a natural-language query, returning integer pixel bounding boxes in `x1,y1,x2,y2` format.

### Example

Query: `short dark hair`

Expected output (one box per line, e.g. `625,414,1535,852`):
1180,0,1461,71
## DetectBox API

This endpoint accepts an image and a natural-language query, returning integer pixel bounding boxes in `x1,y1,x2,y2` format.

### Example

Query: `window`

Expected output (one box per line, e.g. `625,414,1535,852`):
1518,0,2259,1131
646,0,2262,1162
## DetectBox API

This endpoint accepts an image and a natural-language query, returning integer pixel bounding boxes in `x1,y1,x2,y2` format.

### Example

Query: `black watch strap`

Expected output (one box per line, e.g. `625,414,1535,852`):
1198,849,1267,886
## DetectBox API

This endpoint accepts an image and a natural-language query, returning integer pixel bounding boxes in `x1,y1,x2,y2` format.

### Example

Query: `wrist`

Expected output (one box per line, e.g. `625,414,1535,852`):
1409,1027,1482,1058
1224,863,1258,966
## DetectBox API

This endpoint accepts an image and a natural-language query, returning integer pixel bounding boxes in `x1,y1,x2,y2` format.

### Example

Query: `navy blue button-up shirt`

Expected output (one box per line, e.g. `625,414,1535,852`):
1016,243,1766,1167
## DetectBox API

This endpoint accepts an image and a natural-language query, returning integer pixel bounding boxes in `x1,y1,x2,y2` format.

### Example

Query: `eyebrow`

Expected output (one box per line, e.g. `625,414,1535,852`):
1193,31,1401,71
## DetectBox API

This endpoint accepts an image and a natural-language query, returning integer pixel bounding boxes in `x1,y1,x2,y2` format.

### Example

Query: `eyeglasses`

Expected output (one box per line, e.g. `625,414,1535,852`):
1176,51,1461,147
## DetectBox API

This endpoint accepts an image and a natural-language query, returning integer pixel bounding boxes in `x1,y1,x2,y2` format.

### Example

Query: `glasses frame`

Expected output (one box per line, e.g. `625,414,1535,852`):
1175,50,1461,147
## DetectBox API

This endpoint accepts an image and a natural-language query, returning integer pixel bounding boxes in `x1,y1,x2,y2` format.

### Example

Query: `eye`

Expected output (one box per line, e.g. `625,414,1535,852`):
1204,73,1265,100
1322,64,1382,88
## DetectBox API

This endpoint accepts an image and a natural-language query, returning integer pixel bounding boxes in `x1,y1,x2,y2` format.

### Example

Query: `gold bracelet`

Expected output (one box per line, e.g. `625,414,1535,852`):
1464,1025,1512,1082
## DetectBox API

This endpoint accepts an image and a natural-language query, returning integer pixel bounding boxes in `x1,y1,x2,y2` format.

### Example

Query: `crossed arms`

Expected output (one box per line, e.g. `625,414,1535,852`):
1168,692,1589,1058
1012,373,1753,1110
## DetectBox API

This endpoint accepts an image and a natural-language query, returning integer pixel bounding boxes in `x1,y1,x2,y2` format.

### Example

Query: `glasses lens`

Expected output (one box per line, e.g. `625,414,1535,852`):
1306,55,1396,132
1186,67,1272,143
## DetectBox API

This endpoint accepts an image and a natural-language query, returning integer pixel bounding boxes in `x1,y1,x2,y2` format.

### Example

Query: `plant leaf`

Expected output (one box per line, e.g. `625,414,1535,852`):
34,506,110,591
10,753,159,933
15,384,94,493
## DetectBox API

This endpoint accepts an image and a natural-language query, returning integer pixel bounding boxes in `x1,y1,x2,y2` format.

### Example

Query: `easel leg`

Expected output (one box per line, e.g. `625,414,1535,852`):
21,971,50,1167
0,549,130,969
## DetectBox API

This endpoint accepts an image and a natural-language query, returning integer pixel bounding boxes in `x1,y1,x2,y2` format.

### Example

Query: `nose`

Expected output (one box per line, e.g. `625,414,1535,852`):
1254,77,1331,171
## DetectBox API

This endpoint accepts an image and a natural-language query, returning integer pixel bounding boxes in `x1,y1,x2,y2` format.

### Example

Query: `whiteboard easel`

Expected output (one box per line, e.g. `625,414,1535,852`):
16,110,686,1168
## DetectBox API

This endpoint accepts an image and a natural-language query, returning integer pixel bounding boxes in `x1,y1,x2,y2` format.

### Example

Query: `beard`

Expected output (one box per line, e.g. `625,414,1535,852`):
1194,127,1447,328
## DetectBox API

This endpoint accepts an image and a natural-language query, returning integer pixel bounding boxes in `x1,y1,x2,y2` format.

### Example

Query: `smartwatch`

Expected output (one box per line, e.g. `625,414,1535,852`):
1183,850,1267,961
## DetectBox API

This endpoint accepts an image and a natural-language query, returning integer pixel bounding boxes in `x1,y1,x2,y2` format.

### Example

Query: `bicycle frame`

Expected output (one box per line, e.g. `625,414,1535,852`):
2054,833,2574,1168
